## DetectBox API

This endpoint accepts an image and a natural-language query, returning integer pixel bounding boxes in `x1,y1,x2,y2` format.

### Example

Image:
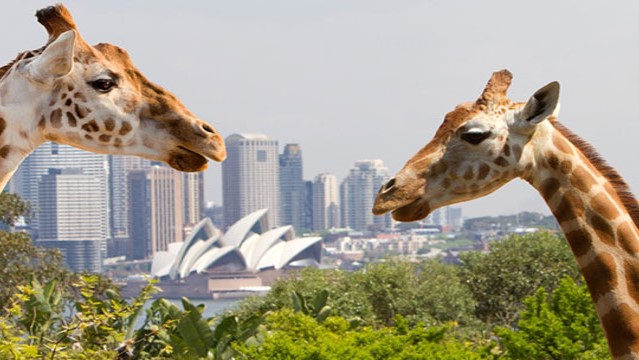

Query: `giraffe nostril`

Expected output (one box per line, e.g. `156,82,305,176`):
202,124,215,134
380,178,396,193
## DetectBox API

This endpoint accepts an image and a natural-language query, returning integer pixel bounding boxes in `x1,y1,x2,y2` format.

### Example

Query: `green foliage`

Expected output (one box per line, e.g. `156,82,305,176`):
459,232,580,326
292,289,332,323
236,309,499,359
237,258,477,328
0,192,30,226
496,277,609,359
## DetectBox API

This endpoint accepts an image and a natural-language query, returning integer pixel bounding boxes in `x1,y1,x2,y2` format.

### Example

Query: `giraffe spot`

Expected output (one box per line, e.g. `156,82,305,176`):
554,190,585,224
38,116,46,130
124,99,138,114
477,163,490,180
66,112,77,127
624,260,639,308
67,84,74,92
73,92,87,102
502,144,511,157
0,145,10,158
581,252,617,303
20,131,28,139
99,134,112,143
601,303,639,358
591,213,616,246
512,144,522,159
463,166,474,180
617,222,639,255
50,109,63,128
539,178,561,201
590,192,621,221
553,133,574,155
75,104,90,119
48,96,57,107
81,120,100,133
119,121,132,135
560,160,572,174
84,134,93,141
564,227,593,257
0,117,5,136
64,98,72,107
104,118,116,131
61,92,67,100
545,151,560,170
494,156,508,167
431,162,448,177
441,178,451,189
114,138,122,147
570,166,597,194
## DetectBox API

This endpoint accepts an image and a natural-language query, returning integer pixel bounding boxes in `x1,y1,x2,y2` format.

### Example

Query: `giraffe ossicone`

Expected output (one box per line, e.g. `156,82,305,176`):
0,4,225,190
373,69,639,359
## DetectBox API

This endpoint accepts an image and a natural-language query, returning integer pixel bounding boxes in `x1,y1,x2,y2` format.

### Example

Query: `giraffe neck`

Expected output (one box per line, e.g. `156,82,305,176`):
0,77,46,191
527,122,639,359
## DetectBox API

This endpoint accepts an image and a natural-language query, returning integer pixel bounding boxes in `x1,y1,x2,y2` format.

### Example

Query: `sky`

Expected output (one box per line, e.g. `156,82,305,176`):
3,1,639,218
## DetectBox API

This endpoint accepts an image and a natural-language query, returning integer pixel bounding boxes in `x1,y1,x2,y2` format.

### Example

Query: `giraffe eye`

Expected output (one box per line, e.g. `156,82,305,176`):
461,131,491,145
90,78,117,93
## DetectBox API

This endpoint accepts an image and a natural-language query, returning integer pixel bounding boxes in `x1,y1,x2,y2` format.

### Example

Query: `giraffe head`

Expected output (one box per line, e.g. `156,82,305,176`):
0,5,225,172
373,70,560,221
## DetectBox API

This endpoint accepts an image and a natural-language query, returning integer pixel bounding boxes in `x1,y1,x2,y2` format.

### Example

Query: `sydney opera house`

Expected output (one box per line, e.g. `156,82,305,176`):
145,209,322,298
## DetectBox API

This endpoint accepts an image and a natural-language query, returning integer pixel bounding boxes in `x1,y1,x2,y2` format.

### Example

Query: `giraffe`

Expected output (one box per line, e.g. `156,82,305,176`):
373,69,639,359
0,4,225,190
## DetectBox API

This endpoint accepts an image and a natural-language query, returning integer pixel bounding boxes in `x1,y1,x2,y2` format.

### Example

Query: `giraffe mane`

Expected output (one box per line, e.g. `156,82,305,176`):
552,121,639,228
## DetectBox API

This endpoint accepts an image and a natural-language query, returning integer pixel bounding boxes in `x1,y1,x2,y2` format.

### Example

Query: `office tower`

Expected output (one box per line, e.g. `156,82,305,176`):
424,206,463,230
279,144,306,231
128,166,185,260
312,173,340,231
222,133,280,228
183,171,204,226
108,155,151,256
37,168,106,273
341,160,392,231
15,143,110,239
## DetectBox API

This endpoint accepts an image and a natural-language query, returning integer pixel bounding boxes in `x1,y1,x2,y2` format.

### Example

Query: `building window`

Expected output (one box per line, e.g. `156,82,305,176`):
257,150,267,162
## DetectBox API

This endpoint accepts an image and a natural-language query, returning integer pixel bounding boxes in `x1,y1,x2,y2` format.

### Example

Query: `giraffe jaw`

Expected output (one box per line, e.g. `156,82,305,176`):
373,196,432,222
167,146,210,172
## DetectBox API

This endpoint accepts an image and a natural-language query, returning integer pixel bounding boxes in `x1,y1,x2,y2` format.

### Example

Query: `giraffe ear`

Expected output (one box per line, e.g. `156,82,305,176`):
517,81,560,125
28,30,76,82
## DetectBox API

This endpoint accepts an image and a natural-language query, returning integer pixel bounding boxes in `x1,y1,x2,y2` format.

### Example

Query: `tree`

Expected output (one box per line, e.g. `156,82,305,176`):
495,277,608,359
458,232,580,326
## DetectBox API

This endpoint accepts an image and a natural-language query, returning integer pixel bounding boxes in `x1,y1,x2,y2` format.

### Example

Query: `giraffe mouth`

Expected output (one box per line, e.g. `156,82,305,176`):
390,198,432,222
167,146,209,172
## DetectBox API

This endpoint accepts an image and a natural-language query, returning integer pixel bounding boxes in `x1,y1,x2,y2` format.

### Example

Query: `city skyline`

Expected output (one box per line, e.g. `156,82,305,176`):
4,1,639,220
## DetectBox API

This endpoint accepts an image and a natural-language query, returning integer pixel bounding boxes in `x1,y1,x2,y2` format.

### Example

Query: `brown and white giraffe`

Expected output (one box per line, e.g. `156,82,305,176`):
373,69,639,359
0,4,225,189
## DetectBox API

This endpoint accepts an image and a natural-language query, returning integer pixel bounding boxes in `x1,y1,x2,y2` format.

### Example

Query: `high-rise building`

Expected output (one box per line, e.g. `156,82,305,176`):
279,144,306,231
127,166,185,260
222,133,280,228
312,173,340,231
36,168,106,273
341,160,391,232
183,172,204,226
38,168,107,241
16,143,110,240
109,156,151,238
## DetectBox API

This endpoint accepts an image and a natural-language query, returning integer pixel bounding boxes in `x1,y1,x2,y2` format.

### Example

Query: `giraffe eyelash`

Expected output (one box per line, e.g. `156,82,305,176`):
461,131,491,145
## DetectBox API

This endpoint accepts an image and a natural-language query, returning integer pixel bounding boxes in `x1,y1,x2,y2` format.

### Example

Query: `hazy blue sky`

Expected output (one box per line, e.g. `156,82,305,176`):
4,1,639,218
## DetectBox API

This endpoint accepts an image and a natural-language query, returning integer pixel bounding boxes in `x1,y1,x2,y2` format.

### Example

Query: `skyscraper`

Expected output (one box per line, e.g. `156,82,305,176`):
37,168,106,273
183,171,204,226
16,143,110,240
341,160,391,231
222,133,280,228
312,173,340,231
109,156,151,237
279,144,306,231
128,166,185,260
